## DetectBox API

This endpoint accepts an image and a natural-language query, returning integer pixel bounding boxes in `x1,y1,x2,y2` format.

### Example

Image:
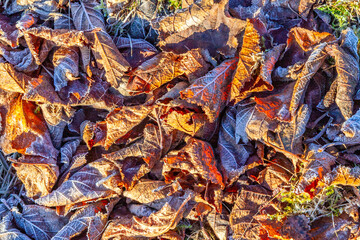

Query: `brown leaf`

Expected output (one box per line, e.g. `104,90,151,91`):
334,108,360,144
102,191,192,238
230,185,275,239
0,97,58,159
11,156,59,198
230,19,268,104
12,204,69,240
296,144,336,194
0,61,32,93
254,82,295,122
289,42,328,117
53,199,118,240
163,137,224,188
163,108,216,138
0,14,19,48
35,159,122,207
70,1,106,31
122,180,169,204
152,0,246,56
53,46,80,91
180,58,237,122
324,40,359,120
128,49,209,94
309,213,359,239
81,105,153,150
162,137,224,211
325,165,360,187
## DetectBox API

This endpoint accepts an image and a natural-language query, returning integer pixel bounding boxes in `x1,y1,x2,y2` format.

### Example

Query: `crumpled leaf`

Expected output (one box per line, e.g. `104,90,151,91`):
53,199,117,240
0,61,32,93
309,213,359,239
246,103,310,156
53,46,80,91
180,58,237,122
296,144,336,195
289,42,328,117
230,185,275,239
162,137,224,211
258,157,294,190
12,204,69,240
0,46,38,72
325,165,360,187
257,214,311,240
333,108,360,144
324,35,359,120
254,82,295,122
206,209,229,240
35,159,121,207
217,105,252,184
230,19,268,104
0,96,58,159
102,191,192,238
163,137,224,188
82,104,154,150
152,0,246,56
0,213,32,240
128,49,209,94
0,14,19,48
10,156,59,198
70,2,130,88
122,180,170,204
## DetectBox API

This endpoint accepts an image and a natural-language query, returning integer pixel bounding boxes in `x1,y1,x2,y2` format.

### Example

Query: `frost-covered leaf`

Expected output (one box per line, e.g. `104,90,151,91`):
334,108,360,144
218,106,252,184
35,159,121,207
12,205,68,240
0,213,32,240
230,19,268,104
152,0,246,56
70,1,106,31
103,191,192,238
0,62,31,93
128,49,209,94
180,58,237,122
325,165,360,187
52,199,117,240
230,185,275,239
82,105,153,150
53,47,80,91
296,144,336,195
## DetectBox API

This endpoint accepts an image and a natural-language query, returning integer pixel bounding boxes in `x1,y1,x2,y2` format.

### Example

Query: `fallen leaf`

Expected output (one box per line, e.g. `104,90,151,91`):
102,191,192,238
152,0,246,56
230,18,267,104
180,58,237,122
128,49,209,94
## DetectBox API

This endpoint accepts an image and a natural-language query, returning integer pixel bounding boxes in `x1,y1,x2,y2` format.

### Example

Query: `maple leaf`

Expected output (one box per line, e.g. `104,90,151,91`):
152,0,246,56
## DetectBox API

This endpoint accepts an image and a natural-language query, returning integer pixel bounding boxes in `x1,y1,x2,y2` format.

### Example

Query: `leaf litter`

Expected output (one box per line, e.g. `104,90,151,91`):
0,0,360,239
